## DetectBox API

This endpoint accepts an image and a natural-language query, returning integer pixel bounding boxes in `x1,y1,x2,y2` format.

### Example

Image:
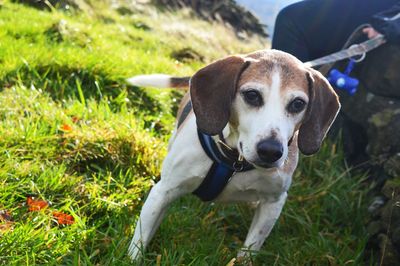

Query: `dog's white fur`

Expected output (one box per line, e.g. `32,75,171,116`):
127,74,172,88
127,49,340,261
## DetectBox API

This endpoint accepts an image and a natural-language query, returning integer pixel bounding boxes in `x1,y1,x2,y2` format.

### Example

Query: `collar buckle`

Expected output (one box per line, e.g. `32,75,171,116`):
233,154,245,171
233,161,244,172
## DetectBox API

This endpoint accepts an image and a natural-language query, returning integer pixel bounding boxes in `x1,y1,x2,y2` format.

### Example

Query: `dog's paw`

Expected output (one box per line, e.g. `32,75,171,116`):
128,240,143,262
236,250,254,266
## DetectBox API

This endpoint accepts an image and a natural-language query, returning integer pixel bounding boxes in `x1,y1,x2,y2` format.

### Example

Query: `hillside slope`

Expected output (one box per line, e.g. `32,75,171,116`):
236,0,299,35
0,1,371,265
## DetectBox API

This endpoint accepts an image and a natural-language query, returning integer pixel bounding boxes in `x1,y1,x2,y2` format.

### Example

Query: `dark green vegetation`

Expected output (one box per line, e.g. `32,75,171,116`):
0,1,372,265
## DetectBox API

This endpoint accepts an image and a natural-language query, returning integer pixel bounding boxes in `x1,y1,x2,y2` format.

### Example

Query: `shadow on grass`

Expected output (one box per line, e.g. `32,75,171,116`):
1,63,164,114
62,138,158,178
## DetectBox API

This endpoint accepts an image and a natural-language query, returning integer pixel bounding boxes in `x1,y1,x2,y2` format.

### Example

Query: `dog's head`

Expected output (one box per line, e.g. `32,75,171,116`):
190,49,340,169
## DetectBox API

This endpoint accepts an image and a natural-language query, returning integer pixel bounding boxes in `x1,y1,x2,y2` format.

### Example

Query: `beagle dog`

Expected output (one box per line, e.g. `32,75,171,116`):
127,49,340,260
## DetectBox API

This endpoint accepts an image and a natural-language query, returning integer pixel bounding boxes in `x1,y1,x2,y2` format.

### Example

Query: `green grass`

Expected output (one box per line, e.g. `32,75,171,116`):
0,1,372,265
141,141,371,265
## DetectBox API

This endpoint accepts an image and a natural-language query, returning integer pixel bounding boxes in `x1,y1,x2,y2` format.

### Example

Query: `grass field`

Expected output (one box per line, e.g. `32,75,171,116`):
0,1,373,265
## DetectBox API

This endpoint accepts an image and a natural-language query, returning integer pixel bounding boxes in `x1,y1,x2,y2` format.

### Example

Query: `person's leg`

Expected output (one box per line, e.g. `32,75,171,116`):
272,0,325,62
272,1,311,61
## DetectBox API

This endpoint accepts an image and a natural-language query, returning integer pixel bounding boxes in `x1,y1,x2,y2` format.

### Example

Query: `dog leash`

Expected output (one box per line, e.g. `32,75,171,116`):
305,24,387,95
304,34,386,68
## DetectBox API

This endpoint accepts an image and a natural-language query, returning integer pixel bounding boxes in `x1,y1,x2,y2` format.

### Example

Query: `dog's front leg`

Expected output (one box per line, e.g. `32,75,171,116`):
128,180,187,261
237,192,287,260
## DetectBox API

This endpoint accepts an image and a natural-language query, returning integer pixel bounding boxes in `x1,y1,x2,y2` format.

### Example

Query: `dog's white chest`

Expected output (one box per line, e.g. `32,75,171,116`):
215,169,293,203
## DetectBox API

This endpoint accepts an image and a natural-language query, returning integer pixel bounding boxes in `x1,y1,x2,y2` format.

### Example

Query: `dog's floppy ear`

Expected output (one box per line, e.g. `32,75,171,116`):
190,55,250,135
298,68,341,155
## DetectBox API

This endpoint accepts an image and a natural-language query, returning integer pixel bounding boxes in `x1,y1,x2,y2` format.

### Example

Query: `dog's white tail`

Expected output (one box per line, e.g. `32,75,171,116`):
126,74,190,89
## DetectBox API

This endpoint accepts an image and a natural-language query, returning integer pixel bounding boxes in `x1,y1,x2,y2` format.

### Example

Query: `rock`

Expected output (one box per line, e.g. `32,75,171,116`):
365,177,400,264
367,107,400,159
392,226,400,249
13,0,91,12
357,44,400,98
367,220,384,236
337,44,400,165
380,198,400,226
368,196,386,216
384,154,400,177
381,178,400,199
152,0,268,37
334,43,400,264
378,234,400,266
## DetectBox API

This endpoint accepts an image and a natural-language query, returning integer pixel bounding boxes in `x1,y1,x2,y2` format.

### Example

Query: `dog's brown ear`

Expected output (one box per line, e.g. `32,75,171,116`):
298,68,341,155
190,55,250,135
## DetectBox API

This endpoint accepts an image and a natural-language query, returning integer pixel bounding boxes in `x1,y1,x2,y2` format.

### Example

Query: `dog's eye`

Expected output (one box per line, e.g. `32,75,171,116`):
242,90,263,107
287,98,307,113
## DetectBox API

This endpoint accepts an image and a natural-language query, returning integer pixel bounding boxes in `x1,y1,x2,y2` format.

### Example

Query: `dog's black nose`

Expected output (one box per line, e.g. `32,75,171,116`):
257,139,283,163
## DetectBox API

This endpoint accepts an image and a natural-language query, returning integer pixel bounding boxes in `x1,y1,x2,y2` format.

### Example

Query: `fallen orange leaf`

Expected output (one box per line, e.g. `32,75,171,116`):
53,211,74,225
24,196,76,226
61,124,72,131
27,196,49,211
71,116,80,124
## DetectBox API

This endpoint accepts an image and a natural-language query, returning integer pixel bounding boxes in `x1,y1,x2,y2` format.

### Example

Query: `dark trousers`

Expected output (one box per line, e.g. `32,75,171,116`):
272,0,398,62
